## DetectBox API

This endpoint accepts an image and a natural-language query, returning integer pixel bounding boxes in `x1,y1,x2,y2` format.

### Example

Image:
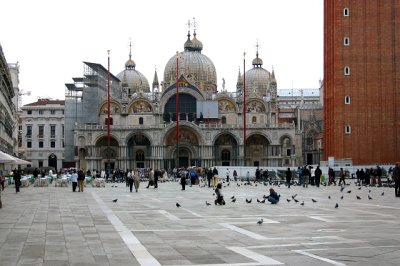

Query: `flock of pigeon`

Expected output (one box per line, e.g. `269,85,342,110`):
110,180,386,225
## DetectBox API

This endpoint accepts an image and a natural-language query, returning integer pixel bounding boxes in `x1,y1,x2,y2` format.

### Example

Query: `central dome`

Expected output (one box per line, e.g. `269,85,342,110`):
163,32,217,92
243,52,271,96
117,51,150,93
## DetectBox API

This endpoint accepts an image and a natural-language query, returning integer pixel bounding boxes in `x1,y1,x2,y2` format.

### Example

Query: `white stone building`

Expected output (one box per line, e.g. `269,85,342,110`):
20,99,65,170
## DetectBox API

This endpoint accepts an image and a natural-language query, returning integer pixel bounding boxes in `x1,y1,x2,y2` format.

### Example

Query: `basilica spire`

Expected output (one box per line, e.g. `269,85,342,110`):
152,66,159,91
125,40,136,70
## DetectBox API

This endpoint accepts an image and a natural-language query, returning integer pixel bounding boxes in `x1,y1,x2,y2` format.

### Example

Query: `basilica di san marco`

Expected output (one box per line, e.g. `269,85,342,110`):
65,29,302,172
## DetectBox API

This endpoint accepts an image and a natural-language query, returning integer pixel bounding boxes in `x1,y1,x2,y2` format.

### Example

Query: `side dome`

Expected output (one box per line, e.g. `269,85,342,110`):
244,52,271,96
117,48,150,93
163,32,217,92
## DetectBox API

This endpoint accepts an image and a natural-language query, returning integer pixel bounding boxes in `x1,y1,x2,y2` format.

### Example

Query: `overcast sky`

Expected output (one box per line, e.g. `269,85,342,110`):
1,0,323,106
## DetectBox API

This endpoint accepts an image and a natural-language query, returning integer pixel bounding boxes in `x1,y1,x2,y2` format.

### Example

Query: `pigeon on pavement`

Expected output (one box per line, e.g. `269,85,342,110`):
176,203,181,208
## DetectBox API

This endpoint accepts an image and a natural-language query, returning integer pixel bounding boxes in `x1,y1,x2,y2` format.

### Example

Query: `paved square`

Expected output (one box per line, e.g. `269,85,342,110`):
1,180,400,266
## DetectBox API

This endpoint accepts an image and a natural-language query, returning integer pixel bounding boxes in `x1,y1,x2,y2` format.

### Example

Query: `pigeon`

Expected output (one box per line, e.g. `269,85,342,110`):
231,198,236,203
292,194,298,199
260,199,266,203
294,199,299,203
358,187,362,190
176,203,181,208
286,199,291,203
257,218,264,225
356,195,361,200
369,189,371,193
257,198,261,203
112,199,118,203
206,201,211,206
347,190,352,194
246,198,252,203
368,195,372,200
231,196,235,199
335,203,339,208
381,192,384,196
340,195,344,200
300,201,305,206
340,187,345,192
328,195,331,199
312,198,317,203
237,183,240,187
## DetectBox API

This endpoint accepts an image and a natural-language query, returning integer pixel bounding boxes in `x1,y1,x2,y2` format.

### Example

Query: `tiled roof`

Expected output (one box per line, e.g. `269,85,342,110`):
24,99,65,107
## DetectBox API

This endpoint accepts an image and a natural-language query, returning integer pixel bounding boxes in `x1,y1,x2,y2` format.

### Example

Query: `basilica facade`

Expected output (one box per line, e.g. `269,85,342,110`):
65,30,301,171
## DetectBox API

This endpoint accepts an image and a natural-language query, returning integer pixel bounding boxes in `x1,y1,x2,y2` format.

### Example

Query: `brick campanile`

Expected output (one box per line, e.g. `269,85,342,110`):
324,1,400,164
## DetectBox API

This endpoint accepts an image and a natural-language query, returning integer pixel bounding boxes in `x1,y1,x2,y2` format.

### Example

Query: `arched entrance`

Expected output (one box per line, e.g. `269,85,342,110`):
214,133,238,166
48,153,57,170
127,134,151,168
164,127,199,168
246,134,270,166
95,136,119,170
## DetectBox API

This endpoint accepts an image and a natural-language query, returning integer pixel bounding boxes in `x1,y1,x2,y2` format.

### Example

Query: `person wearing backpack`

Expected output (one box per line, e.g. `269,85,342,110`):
190,169,197,187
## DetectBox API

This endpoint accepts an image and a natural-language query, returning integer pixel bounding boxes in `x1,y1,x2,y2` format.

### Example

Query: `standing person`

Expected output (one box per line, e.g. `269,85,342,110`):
71,170,78,192
0,172,5,191
146,168,154,188
314,165,322,187
246,171,251,184
77,169,85,192
133,169,140,192
180,168,186,190
154,169,159,188
226,168,230,183
392,162,400,197
338,168,346,186
233,170,238,182
13,169,21,193
127,170,134,192
285,168,292,188
212,167,218,189
263,169,269,183
302,166,310,188
376,165,382,187
328,167,336,185
207,168,213,188
297,166,303,186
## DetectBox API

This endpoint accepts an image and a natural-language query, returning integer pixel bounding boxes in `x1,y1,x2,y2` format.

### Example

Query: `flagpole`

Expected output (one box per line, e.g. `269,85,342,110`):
243,52,246,167
107,50,111,172
175,52,179,168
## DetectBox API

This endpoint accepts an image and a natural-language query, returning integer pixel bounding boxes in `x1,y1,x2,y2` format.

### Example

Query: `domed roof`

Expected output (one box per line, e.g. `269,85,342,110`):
117,69,150,93
163,32,217,90
117,47,150,93
243,52,271,96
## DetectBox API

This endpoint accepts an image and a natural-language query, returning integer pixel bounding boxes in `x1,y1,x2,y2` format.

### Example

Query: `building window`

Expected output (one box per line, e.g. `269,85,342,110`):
38,125,44,138
50,110,55,115
345,125,351,134
62,141,64,148
50,125,56,138
343,8,349,16
27,141,32,148
252,116,257,123
105,118,113,125
39,110,44,115
27,110,32,115
344,37,350,46
62,124,64,138
344,66,350,76
286,149,291,156
51,141,55,148
18,125,22,131
221,116,226,124
345,96,351,104
221,149,230,161
136,150,145,161
26,125,32,138
139,117,144,125
39,141,44,148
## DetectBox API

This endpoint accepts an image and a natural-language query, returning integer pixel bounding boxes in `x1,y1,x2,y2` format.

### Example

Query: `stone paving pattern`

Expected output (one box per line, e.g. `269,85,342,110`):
1,180,400,266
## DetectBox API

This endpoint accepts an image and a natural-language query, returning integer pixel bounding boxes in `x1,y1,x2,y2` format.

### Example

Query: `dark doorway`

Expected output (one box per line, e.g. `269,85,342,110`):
179,157,189,168
104,162,115,171
254,161,259,167
306,153,313,165
48,154,57,170
136,162,144,168
222,161,230,166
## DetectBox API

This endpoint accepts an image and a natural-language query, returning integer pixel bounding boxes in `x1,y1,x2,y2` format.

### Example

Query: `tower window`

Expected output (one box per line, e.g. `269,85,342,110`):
252,116,257,124
343,8,349,16
345,125,351,134
345,96,351,104
344,66,350,76
221,116,226,124
139,117,144,125
344,37,350,46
